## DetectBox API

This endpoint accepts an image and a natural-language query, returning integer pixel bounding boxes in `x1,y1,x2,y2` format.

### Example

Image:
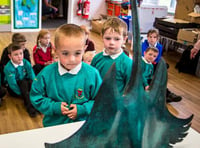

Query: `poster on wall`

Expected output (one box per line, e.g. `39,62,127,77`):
11,0,41,32
0,1,11,25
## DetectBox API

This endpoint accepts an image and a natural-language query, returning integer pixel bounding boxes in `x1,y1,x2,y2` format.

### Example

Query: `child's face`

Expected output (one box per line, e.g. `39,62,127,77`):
147,33,158,46
56,35,86,71
144,50,158,63
103,28,126,55
39,33,50,46
18,42,26,50
9,49,24,65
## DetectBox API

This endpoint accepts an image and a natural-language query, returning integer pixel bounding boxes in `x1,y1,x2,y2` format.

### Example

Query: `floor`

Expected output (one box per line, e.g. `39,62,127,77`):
42,17,67,29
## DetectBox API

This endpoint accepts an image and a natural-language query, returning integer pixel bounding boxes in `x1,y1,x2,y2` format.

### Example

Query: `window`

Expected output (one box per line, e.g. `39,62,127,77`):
142,0,177,13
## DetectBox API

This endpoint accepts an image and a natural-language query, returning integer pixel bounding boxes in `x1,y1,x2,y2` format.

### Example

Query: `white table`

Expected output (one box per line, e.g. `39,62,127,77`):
0,121,199,148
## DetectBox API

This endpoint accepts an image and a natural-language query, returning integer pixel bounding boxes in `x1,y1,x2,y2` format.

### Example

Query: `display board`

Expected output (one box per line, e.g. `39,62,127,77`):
11,0,41,32
0,0,11,32
0,0,11,24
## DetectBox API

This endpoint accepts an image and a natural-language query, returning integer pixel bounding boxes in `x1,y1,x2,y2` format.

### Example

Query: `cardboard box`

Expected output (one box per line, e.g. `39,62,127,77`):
177,39,194,46
188,12,200,24
91,19,106,34
175,0,200,22
177,28,200,44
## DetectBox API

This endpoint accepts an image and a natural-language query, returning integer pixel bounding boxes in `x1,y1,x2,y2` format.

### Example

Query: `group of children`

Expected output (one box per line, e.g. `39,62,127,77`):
0,17,182,127
0,29,56,117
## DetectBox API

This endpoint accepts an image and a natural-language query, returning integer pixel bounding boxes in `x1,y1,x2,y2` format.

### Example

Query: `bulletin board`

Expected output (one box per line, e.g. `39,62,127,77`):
11,0,41,32
0,0,11,32
0,0,11,25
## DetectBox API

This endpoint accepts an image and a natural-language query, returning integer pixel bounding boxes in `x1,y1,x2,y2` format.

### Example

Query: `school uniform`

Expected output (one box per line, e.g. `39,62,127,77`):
33,43,53,75
30,61,102,127
4,59,35,95
142,39,182,102
0,46,31,85
141,57,154,87
141,39,163,64
91,48,132,95
4,59,36,116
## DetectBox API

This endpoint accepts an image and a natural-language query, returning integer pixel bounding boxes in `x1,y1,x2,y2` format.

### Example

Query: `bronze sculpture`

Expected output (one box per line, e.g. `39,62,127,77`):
45,0,193,147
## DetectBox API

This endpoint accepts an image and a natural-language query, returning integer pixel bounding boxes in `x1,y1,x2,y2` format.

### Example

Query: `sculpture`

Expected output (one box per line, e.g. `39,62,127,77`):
45,0,193,147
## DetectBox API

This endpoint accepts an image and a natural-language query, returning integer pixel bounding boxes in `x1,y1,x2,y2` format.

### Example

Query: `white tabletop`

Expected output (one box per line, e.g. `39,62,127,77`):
0,121,199,148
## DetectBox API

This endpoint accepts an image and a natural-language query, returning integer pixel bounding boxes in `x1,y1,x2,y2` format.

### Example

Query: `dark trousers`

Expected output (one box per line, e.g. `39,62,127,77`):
7,79,33,109
33,64,45,75
0,86,6,98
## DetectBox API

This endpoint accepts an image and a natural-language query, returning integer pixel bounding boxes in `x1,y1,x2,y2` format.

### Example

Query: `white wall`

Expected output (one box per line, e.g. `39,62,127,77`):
68,0,107,27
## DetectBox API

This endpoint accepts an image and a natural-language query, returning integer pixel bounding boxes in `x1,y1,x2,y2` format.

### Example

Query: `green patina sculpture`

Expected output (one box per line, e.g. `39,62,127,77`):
45,0,193,147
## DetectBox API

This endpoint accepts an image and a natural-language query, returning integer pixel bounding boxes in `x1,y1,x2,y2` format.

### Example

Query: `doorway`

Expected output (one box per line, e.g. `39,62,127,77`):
42,0,68,29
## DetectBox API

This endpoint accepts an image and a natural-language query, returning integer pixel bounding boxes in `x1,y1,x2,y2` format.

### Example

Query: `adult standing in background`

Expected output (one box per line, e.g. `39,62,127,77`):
190,40,200,59
42,0,58,18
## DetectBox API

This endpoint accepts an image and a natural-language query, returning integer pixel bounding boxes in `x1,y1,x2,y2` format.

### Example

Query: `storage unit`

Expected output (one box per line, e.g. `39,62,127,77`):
153,17,199,40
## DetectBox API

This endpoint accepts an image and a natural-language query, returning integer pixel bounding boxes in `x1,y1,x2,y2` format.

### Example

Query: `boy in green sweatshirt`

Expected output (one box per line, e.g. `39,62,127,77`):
30,24,102,127
141,47,159,91
91,17,132,95
4,43,36,117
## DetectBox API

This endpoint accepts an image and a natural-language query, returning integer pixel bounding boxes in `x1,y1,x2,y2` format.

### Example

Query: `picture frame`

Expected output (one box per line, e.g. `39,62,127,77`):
11,0,41,32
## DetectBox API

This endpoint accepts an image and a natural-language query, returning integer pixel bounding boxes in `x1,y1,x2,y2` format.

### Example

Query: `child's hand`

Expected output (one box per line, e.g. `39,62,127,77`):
45,61,53,65
145,85,149,91
61,102,69,115
66,104,77,120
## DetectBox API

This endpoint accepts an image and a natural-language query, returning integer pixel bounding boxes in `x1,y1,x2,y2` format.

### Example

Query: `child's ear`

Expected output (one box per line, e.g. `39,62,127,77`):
123,35,128,43
8,54,11,59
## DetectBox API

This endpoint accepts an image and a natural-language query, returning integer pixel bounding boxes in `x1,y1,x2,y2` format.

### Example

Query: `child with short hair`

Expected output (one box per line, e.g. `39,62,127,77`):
142,29,162,64
91,17,132,95
141,28,182,102
80,25,95,52
142,47,159,91
0,33,31,85
30,24,102,127
33,29,54,75
4,43,37,117
83,51,96,65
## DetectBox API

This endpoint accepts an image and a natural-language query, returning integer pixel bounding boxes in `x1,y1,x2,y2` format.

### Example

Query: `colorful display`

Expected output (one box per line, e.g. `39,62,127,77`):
0,0,11,24
13,0,39,29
